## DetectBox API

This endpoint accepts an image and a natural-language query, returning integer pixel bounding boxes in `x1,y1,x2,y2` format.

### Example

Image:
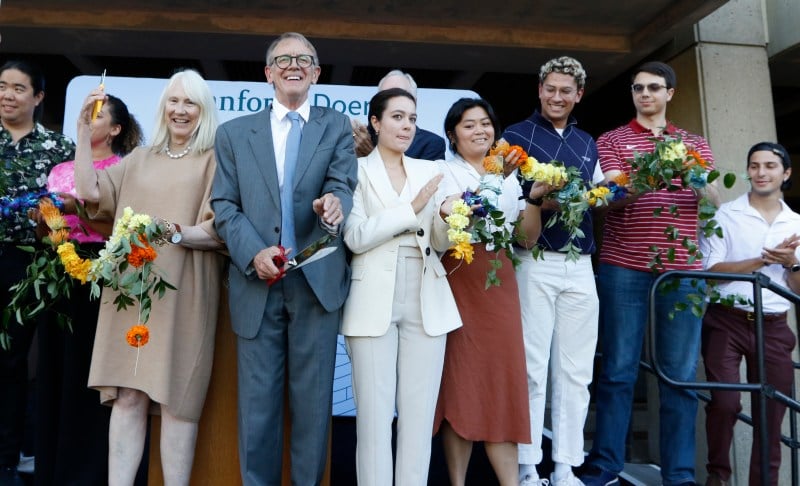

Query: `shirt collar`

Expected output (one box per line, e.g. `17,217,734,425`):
628,118,678,135
0,122,47,144
732,192,793,218
531,110,577,132
271,99,311,123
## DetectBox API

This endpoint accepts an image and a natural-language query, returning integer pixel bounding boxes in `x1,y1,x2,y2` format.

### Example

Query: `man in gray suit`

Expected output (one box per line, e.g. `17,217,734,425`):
211,32,357,485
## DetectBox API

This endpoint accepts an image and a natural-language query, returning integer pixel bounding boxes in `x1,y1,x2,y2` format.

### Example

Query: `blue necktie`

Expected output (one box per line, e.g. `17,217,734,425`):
281,111,302,254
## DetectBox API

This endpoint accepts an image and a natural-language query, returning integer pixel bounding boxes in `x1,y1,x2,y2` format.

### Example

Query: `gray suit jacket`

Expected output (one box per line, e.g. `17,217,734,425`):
212,106,358,338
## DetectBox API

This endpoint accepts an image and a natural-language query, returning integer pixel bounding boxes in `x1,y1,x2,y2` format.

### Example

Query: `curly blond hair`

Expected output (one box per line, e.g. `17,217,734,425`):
539,56,586,89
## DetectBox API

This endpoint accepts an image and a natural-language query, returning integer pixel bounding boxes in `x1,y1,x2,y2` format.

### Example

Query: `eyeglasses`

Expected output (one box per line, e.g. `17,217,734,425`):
271,54,315,69
631,83,668,94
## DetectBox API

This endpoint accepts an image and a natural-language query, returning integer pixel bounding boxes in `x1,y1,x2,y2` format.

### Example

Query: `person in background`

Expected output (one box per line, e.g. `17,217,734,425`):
580,61,719,486
434,97,546,486
700,142,799,486
352,70,446,161
75,69,225,486
211,32,357,485
341,87,461,486
502,56,600,486
34,93,142,486
0,59,75,486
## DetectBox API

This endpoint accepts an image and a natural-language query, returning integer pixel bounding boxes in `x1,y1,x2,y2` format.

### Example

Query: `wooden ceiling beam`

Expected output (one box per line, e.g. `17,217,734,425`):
0,6,631,53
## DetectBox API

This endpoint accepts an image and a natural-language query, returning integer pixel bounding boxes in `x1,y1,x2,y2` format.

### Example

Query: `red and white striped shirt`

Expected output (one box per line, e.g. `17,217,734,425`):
598,119,715,272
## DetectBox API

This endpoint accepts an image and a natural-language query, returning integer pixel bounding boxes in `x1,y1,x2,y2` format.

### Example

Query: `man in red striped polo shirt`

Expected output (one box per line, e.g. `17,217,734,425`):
580,61,719,486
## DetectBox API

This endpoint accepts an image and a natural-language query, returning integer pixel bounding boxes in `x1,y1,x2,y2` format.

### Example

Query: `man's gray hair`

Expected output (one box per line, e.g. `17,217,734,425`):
378,69,418,98
539,56,587,89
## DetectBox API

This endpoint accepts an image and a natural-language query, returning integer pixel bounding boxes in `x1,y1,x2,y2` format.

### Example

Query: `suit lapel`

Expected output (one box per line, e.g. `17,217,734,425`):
247,110,281,208
293,106,325,188
403,157,427,197
363,150,400,209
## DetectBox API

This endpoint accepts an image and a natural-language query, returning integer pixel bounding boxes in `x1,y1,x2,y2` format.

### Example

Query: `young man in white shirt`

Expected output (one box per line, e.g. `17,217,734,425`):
700,141,800,486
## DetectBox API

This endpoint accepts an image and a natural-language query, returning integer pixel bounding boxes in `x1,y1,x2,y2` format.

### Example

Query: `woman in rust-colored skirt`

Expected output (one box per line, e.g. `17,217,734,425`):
433,97,547,486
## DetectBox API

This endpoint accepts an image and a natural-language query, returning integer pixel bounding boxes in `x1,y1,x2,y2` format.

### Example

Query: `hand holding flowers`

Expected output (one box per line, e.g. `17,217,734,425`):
443,142,525,287
516,154,626,262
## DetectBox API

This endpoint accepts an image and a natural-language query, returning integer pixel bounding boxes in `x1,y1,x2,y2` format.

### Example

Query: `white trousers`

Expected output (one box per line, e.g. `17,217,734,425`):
515,250,599,466
346,248,447,486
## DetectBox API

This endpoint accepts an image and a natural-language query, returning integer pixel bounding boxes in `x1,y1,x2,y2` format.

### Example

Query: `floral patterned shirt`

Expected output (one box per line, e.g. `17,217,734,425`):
1,123,75,243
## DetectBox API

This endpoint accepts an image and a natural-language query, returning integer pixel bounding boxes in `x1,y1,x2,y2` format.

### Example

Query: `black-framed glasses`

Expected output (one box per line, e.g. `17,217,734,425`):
271,54,315,69
631,83,667,93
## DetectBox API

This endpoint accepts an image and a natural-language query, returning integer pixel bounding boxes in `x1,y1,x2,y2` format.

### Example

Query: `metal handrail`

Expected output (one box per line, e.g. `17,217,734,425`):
647,270,800,486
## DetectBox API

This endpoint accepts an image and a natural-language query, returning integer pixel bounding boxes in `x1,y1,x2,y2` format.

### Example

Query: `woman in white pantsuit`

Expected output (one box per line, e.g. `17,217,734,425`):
342,87,462,486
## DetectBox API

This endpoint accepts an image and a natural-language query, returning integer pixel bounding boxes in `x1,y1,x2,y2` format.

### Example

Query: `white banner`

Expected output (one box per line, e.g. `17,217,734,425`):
64,75,478,156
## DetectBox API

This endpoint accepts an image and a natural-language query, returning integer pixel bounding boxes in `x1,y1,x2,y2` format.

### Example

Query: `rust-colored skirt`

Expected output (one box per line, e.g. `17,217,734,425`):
433,244,531,444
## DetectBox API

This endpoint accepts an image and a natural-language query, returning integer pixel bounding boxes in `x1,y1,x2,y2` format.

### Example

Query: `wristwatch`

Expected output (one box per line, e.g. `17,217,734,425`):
525,197,544,207
788,262,800,273
170,223,183,244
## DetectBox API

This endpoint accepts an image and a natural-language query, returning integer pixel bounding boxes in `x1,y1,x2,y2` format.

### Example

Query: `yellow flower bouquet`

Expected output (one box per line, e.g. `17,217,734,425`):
518,157,623,262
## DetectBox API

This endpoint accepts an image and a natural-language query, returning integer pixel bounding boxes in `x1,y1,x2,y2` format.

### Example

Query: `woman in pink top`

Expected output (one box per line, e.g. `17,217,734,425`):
35,94,143,486
46,95,142,242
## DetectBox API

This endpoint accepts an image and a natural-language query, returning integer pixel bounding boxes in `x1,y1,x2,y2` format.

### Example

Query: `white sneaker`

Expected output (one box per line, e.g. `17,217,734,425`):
549,471,584,486
17,453,34,474
520,475,550,486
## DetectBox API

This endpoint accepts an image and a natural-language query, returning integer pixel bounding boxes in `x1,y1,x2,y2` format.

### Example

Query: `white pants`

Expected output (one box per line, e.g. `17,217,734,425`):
346,248,447,486
515,250,599,466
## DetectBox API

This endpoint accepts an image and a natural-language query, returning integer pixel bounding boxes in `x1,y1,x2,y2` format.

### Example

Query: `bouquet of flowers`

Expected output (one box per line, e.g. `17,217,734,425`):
87,207,175,353
1,196,81,349
516,152,626,262
0,201,174,355
625,134,736,270
444,141,528,288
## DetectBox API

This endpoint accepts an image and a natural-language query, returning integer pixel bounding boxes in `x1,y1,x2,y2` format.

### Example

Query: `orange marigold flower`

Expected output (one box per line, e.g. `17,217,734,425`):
613,172,630,186
49,228,70,246
507,145,528,166
126,324,150,347
489,139,510,156
127,235,157,268
482,155,504,175
39,198,67,231
686,150,708,168
489,139,528,167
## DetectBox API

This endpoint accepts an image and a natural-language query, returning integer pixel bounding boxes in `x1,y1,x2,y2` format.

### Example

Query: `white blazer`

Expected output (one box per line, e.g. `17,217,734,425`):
341,150,462,337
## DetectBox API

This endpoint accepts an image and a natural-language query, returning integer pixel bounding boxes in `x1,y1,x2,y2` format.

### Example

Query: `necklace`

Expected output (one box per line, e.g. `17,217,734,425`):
165,145,191,159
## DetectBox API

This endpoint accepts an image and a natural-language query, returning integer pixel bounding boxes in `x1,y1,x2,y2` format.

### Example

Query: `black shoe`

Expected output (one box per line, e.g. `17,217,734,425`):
0,466,25,486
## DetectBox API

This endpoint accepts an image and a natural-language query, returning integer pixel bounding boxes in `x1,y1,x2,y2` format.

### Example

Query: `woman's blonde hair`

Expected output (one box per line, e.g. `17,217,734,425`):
150,69,218,155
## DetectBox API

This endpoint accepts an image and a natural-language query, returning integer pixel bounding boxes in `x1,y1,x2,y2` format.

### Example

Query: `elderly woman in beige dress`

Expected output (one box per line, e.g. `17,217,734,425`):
74,69,225,486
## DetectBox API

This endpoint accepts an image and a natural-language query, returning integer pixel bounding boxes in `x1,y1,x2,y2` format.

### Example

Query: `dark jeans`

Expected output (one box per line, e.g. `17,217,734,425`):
588,263,701,485
0,245,37,467
702,304,795,486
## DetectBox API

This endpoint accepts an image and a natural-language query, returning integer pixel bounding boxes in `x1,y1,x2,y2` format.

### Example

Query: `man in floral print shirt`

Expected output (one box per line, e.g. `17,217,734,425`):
0,60,74,485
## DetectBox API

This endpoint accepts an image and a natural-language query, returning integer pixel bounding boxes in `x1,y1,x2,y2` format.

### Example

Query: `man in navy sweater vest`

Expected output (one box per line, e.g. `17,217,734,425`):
503,56,601,486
